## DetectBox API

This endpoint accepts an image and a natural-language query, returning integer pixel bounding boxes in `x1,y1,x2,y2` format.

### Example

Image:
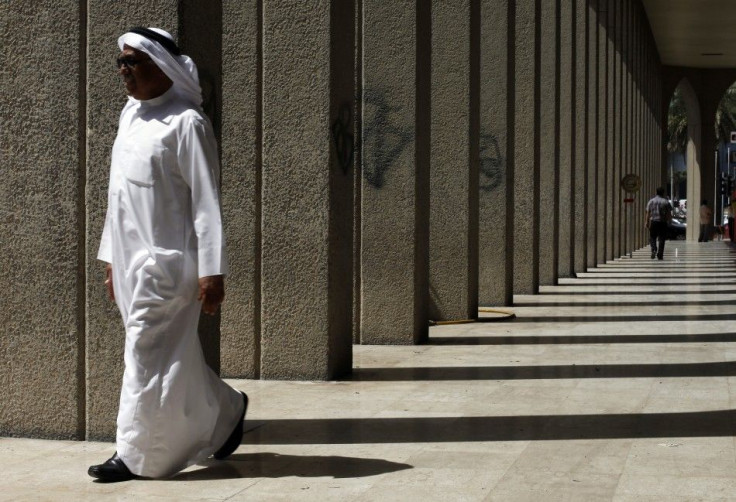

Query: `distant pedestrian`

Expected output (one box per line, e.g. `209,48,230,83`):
645,187,672,260
698,200,713,242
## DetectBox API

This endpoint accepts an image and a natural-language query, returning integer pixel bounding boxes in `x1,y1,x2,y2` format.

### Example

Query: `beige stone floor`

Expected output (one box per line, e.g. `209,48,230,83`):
4,241,736,501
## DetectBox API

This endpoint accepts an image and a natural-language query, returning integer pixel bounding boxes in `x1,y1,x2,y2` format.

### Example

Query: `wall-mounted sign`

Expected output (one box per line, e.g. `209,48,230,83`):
621,173,641,193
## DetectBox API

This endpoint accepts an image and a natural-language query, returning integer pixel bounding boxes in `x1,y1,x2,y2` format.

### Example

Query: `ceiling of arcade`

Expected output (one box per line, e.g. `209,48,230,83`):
642,0,736,69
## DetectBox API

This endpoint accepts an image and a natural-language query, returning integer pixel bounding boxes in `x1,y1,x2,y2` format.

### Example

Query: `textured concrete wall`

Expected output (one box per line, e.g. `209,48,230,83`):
620,0,631,257
220,0,260,377
611,2,622,258
605,0,615,261
586,0,598,266
260,0,354,379
0,0,85,439
85,0,180,441
360,1,430,343
573,0,587,272
596,0,608,264
557,0,573,277
478,0,512,306
182,0,224,374
429,0,479,320
537,0,559,286
513,0,540,295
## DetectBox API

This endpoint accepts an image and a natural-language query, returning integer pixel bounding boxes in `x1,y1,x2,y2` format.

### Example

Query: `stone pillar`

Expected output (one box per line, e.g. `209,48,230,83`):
596,0,608,265
605,0,615,261
573,0,587,272
557,0,573,277
182,0,224,374
429,0,480,320
512,0,540,295
611,2,621,258
586,0,598,267
220,0,261,377
621,0,631,257
479,0,513,306
538,0,559,286
1,0,85,439
635,7,645,249
86,1,183,440
260,0,354,379
360,0,430,343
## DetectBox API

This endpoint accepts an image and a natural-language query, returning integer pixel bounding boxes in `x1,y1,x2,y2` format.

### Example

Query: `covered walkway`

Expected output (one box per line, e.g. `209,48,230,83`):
4,241,736,500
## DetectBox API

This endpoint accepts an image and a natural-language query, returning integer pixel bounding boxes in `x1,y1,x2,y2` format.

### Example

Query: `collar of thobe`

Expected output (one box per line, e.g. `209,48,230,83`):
118,28,203,110
135,85,177,109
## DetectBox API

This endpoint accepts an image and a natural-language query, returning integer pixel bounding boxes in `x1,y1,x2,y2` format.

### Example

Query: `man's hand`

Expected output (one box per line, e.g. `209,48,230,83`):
105,263,115,301
198,275,225,315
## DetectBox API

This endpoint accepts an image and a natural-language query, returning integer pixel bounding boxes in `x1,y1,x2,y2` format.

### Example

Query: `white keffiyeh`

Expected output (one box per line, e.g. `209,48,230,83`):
118,28,203,109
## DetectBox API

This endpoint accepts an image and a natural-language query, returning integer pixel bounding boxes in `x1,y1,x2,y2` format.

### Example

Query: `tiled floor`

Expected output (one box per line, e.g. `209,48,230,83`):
3,241,736,501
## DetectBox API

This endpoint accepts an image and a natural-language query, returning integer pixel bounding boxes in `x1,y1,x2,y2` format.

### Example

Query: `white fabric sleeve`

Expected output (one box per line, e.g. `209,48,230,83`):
178,115,228,278
97,205,113,264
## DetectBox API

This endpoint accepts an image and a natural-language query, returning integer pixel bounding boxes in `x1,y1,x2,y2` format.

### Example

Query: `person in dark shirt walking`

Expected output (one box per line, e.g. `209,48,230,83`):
645,187,672,260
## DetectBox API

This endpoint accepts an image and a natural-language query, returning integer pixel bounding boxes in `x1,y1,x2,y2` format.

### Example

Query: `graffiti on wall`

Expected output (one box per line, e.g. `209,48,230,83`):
362,88,412,188
479,132,505,192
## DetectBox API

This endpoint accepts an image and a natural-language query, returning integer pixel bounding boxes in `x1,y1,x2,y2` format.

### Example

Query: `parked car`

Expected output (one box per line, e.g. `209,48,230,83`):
667,217,686,240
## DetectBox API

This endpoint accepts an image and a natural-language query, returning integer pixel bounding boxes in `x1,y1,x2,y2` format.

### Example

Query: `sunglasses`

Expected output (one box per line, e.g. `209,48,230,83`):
116,56,151,69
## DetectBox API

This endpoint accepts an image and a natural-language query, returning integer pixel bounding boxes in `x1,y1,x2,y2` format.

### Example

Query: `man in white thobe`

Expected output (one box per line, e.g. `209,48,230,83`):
89,27,246,482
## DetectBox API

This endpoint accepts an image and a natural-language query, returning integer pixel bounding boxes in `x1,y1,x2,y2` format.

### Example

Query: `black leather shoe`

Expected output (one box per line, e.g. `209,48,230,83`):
88,452,136,482
214,392,248,460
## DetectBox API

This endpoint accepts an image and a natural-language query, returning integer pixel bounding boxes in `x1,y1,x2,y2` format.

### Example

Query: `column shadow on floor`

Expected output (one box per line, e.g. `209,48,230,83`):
242,409,736,444
347,361,736,381
538,290,736,295
509,313,736,323
171,452,412,481
429,332,736,345
556,281,736,286
512,300,736,307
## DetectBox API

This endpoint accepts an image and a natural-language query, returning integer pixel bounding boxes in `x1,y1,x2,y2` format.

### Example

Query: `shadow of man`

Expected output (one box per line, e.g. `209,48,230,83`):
170,452,412,481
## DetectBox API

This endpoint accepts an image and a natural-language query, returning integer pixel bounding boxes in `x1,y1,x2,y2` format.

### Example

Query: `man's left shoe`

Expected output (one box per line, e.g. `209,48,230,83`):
214,391,248,460
657,256,663,260
88,452,136,482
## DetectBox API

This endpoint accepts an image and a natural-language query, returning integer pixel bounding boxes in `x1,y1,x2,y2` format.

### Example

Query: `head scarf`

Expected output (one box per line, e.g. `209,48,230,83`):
118,27,203,108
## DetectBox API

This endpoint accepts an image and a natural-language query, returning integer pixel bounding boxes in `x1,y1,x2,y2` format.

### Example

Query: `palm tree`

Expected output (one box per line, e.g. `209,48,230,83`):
667,88,688,154
716,84,736,145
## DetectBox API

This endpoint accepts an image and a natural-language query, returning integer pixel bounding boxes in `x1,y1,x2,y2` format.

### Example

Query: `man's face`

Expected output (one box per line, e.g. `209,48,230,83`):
117,45,172,100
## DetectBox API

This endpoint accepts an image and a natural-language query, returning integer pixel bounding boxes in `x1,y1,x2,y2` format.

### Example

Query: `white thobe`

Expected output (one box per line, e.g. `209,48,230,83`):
98,87,243,478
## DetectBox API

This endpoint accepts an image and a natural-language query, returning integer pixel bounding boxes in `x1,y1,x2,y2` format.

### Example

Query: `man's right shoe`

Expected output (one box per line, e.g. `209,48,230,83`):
651,251,656,259
214,391,248,460
88,452,136,482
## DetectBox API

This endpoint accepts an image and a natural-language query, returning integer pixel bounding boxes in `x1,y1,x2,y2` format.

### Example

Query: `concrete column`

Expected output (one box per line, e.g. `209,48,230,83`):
86,2,183,440
220,0,260,377
1,0,85,439
596,0,608,265
538,0,559,286
360,0,430,343
429,0,479,320
586,0,598,267
605,0,616,261
261,0,354,379
557,0,573,277
573,0,588,272
513,0,540,295
611,2,622,258
636,8,645,249
479,0,513,305
621,0,632,257
181,0,224,374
